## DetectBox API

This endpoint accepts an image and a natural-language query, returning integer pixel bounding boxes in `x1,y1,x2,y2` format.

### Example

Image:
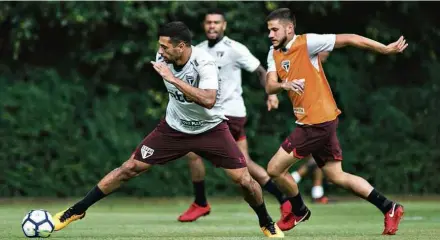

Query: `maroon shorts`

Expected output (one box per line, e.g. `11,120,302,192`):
225,115,247,141
281,118,343,168
133,119,246,169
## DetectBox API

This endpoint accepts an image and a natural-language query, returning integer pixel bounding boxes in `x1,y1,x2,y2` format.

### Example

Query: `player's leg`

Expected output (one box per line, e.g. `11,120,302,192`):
317,119,404,235
292,162,309,184
311,167,329,203
223,167,283,237
237,139,288,205
53,155,152,231
236,138,292,227
178,152,210,222
228,116,288,206
310,160,329,204
194,122,283,237
321,161,404,234
267,147,311,231
187,152,208,206
53,120,188,231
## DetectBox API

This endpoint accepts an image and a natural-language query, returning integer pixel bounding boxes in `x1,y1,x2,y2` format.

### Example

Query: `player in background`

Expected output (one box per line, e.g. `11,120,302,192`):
264,8,406,235
176,9,292,226
52,21,284,238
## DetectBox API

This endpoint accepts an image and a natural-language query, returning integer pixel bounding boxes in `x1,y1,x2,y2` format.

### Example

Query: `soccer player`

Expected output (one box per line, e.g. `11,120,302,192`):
52,21,284,238
264,8,407,235
290,51,331,204
177,9,292,225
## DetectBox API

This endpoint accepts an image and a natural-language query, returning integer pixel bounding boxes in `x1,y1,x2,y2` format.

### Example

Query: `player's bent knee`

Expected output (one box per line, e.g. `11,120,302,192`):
326,172,346,185
267,161,282,179
237,170,253,188
120,159,146,179
187,152,202,162
226,167,249,185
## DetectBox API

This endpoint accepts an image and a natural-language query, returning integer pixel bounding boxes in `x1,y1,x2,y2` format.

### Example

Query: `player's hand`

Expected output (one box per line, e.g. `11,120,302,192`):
151,61,176,83
383,36,408,54
281,79,305,95
267,94,279,111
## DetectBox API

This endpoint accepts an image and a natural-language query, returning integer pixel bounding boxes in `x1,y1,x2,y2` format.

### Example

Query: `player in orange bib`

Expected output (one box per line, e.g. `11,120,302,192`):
264,8,407,235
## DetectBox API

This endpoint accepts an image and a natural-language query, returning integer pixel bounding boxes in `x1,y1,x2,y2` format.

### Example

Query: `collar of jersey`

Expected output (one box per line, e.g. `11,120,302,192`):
281,35,298,52
172,46,195,72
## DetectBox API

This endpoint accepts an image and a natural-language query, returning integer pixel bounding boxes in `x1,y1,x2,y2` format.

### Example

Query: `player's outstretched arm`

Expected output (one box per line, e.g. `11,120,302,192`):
151,61,217,109
265,72,283,95
334,34,408,54
254,65,268,88
253,65,279,111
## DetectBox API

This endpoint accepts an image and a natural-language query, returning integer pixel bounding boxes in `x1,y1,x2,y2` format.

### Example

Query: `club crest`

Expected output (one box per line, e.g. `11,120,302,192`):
186,75,195,85
281,60,290,72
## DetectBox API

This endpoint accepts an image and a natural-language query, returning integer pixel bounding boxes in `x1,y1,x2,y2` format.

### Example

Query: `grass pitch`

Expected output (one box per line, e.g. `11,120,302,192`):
1,197,439,239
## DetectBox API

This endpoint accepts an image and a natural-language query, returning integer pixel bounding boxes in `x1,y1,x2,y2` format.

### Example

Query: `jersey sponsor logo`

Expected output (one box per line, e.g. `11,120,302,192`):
168,90,193,103
281,60,290,72
141,145,154,159
216,51,225,58
293,107,305,115
180,119,205,129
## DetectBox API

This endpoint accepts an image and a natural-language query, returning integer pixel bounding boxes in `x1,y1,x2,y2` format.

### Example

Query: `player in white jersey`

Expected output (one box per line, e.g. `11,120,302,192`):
176,9,293,226
51,21,283,238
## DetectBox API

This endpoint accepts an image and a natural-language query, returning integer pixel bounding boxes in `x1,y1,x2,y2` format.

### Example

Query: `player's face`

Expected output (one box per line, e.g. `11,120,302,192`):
267,19,293,50
158,36,184,63
203,14,226,40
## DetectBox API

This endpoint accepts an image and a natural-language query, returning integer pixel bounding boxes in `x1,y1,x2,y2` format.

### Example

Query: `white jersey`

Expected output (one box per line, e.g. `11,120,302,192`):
197,36,260,117
157,46,227,134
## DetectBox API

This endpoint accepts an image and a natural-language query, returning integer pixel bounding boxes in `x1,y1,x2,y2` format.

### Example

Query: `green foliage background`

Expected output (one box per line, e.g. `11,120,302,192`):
1,2,439,197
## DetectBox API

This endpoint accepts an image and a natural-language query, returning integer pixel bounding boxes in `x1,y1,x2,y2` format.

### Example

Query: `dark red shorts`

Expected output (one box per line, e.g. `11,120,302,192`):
281,118,343,168
225,115,247,141
133,119,246,169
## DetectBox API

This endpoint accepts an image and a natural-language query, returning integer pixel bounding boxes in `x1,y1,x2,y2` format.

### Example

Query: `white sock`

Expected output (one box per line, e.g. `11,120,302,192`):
311,186,324,199
291,171,301,183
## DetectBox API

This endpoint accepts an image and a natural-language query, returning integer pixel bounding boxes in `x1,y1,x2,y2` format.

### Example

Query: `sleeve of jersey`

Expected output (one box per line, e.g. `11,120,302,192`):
306,33,336,56
197,59,219,90
266,47,276,73
234,42,260,72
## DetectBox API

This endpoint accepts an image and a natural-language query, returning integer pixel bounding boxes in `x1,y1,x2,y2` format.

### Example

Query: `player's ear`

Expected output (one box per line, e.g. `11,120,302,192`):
286,22,294,35
223,21,227,31
178,41,186,51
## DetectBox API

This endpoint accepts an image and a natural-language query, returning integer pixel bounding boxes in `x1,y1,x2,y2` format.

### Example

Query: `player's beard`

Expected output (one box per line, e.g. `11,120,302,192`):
207,32,224,47
273,35,288,50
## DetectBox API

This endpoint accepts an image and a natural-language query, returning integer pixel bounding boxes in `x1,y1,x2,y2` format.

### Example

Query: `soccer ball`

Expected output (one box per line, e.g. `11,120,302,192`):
21,210,55,238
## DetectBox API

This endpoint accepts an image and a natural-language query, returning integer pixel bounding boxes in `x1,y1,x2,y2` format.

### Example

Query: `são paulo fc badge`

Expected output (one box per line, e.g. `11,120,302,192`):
186,75,195,86
281,60,290,72
141,145,154,159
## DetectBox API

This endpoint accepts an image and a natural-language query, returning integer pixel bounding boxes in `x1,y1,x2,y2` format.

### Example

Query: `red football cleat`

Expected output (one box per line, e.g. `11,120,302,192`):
278,200,292,225
277,207,311,231
382,203,404,235
178,202,211,222
312,196,329,204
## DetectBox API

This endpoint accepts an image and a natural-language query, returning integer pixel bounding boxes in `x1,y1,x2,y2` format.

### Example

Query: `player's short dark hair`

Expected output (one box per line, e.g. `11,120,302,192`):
266,8,296,27
205,8,226,21
158,21,192,46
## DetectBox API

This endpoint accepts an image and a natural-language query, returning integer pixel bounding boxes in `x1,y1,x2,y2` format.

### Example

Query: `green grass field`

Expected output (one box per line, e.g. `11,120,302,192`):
1,197,439,239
